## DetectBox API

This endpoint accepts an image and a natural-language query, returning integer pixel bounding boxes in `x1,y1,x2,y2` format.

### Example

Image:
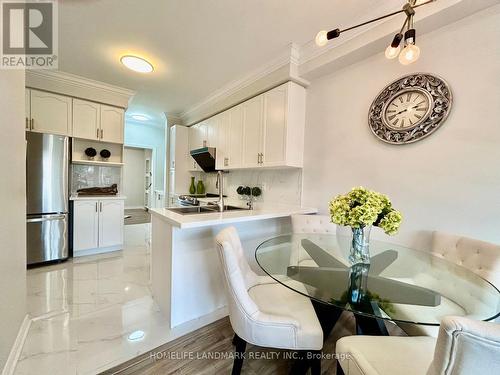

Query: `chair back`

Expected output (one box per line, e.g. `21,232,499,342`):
429,316,500,374
215,227,260,339
291,214,336,234
431,231,500,287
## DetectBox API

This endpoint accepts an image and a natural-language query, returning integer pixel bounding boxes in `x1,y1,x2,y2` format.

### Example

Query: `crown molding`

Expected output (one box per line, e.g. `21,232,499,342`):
26,70,136,108
125,118,166,129
165,113,183,126
180,43,309,125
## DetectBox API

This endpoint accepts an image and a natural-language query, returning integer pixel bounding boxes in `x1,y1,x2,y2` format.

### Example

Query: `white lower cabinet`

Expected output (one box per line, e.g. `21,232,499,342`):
73,198,124,256
73,200,99,252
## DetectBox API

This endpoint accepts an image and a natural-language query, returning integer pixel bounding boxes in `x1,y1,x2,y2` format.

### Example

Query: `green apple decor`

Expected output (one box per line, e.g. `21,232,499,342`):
329,187,402,264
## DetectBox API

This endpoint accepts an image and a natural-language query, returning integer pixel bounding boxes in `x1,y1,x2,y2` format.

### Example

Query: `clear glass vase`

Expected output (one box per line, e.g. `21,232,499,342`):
349,225,372,265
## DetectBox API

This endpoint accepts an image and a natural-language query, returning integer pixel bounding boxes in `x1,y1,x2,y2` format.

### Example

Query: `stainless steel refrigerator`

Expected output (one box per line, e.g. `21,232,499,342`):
26,132,69,265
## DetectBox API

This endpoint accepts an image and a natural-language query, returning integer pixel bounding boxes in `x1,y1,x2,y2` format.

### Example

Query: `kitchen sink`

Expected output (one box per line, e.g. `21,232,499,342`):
167,205,248,215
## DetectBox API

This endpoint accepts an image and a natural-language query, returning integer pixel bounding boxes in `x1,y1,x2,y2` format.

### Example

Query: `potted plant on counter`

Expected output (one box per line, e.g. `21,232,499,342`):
329,187,402,265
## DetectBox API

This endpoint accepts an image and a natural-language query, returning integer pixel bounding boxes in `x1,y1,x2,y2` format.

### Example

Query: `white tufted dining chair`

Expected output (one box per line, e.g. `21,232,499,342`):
398,232,500,337
336,316,500,375
291,214,337,235
291,215,340,267
430,231,500,287
215,226,324,375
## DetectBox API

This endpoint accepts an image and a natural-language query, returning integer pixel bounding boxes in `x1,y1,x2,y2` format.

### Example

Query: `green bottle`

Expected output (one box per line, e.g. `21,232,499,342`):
189,177,196,194
196,180,205,195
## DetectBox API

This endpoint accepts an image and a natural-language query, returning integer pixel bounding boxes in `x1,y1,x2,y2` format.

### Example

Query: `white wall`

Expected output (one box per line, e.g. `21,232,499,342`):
124,120,166,192
302,5,500,249
0,71,27,369
123,147,146,208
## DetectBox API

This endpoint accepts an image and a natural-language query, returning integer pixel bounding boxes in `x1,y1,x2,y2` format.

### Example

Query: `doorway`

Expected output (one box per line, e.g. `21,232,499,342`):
123,146,153,225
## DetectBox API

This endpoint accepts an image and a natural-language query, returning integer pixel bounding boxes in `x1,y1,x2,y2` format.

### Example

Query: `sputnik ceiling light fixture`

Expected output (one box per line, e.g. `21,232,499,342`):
315,0,436,65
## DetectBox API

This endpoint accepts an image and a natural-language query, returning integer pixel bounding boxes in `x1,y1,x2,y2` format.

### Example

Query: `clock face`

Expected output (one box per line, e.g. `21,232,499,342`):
368,73,452,144
384,90,431,130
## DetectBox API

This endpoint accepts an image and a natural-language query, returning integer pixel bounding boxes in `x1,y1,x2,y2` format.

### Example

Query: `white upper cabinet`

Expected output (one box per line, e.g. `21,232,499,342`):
215,111,229,170
169,125,191,195
100,105,124,144
262,85,287,167
30,89,72,136
27,89,125,144
72,99,100,140
206,117,216,147
226,105,244,169
189,123,206,150
187,81,305,171
242,95,264,168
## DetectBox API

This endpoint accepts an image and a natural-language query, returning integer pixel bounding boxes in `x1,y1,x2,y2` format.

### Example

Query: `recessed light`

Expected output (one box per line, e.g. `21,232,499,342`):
120,55,154,73
131,114,149,121
128,330,145,341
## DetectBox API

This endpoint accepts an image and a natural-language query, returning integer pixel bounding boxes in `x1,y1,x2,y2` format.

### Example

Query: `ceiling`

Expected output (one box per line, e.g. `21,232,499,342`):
58,0,402,125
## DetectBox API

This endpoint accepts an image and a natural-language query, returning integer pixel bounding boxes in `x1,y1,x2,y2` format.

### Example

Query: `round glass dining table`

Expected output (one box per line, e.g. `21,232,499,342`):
255,234,500,335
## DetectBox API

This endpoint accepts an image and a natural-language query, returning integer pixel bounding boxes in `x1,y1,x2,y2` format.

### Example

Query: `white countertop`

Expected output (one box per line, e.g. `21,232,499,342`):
150,203,317,229
70,195,126,201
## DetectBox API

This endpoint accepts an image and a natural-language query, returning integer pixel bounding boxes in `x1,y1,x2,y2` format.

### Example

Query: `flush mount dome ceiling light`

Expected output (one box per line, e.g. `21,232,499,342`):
131,114,149,121
315,0,436,65
120,55,154,73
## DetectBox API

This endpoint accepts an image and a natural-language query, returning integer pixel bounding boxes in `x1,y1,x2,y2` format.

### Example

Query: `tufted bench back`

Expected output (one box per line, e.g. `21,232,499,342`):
431,231,500,288
291,214,336,235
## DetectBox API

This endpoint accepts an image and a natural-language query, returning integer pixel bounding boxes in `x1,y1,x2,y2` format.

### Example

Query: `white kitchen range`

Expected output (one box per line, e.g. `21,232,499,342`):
1,1,499,375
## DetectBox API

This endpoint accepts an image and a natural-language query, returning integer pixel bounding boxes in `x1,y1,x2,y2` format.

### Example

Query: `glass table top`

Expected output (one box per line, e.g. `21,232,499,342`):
255,234,500,326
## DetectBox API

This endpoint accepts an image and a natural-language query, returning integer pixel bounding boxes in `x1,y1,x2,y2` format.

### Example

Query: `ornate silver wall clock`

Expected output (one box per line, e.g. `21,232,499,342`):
368,73,452,144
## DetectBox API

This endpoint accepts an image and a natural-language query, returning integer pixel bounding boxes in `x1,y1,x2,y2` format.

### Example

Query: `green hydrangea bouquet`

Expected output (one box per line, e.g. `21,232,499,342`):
329,187,402,235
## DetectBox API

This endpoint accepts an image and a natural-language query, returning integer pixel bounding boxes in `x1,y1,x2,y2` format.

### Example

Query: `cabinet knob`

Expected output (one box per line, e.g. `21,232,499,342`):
30,118,34,130
96,128,100,139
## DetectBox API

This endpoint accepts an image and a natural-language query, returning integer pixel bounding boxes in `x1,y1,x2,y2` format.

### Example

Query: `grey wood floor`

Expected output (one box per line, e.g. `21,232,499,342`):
124,208,151,225
102,312,405,375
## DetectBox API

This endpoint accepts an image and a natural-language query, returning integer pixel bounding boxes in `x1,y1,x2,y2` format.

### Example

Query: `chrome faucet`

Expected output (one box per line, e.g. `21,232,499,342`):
215,170,224,212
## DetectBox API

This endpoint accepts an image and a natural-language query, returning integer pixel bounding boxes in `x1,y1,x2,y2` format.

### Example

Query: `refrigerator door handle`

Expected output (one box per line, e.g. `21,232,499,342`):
27,214,66,223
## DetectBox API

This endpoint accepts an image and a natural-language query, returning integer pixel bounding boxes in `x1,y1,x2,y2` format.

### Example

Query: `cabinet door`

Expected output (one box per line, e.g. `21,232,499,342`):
169,126,177,170
206,117,218,147
189,124,201,151
189,122,207,150
73,99,100,140
242,95,263,168
262,85,287,166
25,89,30,130
73,200,99,252
30,90,72,136
215,112,229,170
100,105,124,143
98,200,124,248
227,105,244,169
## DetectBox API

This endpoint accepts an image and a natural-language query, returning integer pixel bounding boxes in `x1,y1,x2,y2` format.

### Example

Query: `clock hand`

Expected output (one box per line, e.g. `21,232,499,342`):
395,104,422,116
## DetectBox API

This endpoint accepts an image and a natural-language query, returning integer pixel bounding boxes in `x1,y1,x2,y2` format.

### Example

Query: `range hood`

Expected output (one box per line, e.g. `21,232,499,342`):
190,147,216,172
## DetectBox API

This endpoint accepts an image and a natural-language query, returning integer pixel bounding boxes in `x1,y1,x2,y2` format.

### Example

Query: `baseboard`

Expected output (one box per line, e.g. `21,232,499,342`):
1,314,31,375
125,206,147,210
73,245,123,257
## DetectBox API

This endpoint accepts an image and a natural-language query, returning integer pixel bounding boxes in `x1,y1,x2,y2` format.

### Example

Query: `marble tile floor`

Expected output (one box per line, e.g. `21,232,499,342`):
14,224,221,375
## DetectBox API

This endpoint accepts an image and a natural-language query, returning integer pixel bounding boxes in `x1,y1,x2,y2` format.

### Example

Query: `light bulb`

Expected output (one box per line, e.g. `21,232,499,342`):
385,45,400,59
399,44,420,65
315,30,328,47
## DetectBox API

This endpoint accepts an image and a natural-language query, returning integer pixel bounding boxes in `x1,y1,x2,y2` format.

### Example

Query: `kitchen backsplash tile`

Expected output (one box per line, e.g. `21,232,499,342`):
71,164,121,194
196,169,302,207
